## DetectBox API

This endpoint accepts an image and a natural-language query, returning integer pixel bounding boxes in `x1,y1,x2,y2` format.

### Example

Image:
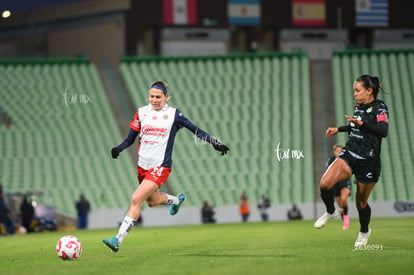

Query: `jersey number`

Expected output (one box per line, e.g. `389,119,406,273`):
151,167,164,177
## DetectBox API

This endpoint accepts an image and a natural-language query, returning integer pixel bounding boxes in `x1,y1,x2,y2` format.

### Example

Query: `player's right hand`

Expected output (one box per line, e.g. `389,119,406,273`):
111,147,120,159
325,127,339,138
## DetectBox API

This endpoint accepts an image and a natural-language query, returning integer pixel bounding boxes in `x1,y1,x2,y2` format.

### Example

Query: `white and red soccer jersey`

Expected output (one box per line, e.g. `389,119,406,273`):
129,104,212,169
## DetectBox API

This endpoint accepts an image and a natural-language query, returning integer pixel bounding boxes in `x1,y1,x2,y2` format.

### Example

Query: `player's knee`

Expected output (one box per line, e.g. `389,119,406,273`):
319,178,332,190
356,200,367,209
130,196,143,207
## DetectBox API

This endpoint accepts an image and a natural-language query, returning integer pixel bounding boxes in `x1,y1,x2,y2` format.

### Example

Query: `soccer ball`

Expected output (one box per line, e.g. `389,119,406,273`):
56,235,82,260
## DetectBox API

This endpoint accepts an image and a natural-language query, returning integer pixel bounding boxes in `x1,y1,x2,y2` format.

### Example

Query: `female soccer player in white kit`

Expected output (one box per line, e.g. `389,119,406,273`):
103,81,229,252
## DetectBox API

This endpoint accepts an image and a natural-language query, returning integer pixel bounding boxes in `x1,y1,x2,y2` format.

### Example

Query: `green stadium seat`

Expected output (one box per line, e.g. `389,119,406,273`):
0,59,137,216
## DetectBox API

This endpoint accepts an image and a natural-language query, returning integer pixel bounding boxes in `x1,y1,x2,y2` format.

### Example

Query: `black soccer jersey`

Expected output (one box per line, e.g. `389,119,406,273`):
343,99,389,159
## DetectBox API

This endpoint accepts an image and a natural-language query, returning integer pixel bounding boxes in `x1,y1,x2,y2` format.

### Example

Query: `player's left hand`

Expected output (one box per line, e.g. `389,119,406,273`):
212,141,230,156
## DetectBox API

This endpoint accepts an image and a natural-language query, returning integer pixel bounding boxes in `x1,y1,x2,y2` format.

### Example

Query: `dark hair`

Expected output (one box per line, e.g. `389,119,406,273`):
356,75,382,99
150,81,168,95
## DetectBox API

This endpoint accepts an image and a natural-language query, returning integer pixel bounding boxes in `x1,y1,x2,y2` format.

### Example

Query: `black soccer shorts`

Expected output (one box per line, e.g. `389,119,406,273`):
339,149,381,184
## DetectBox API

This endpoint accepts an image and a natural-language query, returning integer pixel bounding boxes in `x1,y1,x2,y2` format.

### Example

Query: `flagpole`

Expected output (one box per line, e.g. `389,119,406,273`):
337,6,342,29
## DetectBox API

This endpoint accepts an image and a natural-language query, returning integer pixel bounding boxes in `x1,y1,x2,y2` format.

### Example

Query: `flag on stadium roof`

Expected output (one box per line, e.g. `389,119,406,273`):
356,0,389,27
228,0,261,26
292,0,326,26
163,0,197,25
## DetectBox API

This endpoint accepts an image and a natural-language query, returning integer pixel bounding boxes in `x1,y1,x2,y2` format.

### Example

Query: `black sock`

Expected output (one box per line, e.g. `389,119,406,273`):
320,188,335,214
343,206,348,215
358,204,371,233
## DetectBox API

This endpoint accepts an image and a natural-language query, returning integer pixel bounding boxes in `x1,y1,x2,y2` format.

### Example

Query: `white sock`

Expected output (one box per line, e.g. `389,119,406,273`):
166,194,179,205
116,216,135,243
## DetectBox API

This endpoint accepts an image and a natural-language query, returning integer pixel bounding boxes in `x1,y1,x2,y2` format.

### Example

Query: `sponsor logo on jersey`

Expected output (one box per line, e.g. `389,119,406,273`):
141,124,167,137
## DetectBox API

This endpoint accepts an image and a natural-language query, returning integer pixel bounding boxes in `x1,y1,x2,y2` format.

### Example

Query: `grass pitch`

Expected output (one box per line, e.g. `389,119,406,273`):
1,217,413,275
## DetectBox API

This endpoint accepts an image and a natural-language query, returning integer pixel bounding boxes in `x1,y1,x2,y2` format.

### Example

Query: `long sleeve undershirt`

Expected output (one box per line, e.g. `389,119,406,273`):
338,121,388,138
117,129,139,152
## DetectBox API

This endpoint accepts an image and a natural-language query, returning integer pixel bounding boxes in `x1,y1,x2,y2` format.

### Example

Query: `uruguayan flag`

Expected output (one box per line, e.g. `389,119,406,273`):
356,0,388,27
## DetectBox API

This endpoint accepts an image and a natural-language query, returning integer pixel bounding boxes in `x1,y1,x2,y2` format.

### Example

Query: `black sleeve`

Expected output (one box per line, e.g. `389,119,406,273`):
338,125,350,132
175,109,215,144
362,121,388,137
117,128,139,151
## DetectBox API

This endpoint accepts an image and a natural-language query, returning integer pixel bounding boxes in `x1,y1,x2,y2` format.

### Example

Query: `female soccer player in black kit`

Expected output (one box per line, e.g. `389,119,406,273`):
314,75,389,248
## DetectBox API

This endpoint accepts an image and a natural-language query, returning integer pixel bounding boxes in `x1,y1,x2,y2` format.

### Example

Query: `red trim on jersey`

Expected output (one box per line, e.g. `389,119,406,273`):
377,113,388,123
129,111,141,131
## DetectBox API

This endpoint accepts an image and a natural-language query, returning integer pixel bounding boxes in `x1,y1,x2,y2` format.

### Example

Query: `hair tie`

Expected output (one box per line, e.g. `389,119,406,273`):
150,85,168,95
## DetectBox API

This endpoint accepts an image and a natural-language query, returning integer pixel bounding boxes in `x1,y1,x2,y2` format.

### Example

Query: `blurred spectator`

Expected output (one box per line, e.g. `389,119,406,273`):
20,195,35,232
287,204,303,220
0,185,14,235
239,192,250,222
75,194,90,229
201,201,216,224
257,195,271,221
